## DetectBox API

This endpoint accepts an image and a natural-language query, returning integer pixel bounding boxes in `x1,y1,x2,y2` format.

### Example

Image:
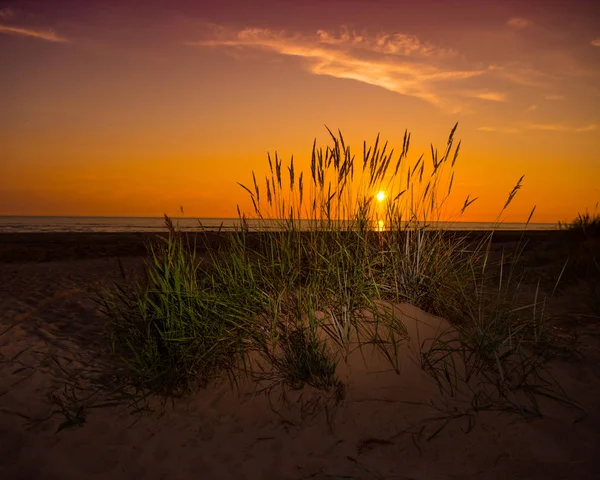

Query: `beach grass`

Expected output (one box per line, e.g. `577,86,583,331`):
559,204,600,239
96,124,572,420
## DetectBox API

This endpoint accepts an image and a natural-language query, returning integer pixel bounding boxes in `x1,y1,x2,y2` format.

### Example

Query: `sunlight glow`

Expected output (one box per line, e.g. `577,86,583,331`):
376,191,386,202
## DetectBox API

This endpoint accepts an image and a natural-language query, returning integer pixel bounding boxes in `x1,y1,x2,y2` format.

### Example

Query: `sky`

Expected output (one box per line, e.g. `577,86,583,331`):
1,0,599,223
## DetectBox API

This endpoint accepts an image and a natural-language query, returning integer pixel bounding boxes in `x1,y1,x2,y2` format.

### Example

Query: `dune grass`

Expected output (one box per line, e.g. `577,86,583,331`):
559,204,600,239
97,124,571,422
552,206,600,317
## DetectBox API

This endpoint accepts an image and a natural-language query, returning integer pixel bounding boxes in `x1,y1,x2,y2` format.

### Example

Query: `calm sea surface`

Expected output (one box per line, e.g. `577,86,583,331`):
0,216,560,233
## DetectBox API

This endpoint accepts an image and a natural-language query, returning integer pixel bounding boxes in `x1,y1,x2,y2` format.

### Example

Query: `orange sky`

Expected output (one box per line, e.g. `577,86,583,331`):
1,0,599,223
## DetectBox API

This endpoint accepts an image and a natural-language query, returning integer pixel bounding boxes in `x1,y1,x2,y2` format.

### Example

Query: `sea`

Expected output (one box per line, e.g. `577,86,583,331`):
0,216,560,233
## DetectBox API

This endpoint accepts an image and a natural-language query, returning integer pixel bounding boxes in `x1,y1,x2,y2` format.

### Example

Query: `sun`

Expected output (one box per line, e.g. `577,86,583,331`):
376,191,386,202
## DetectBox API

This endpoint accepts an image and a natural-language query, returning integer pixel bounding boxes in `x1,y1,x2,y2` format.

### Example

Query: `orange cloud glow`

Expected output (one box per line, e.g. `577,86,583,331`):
507,17,532,29
464,91,507,102
0,25,68,42
189,26,486,108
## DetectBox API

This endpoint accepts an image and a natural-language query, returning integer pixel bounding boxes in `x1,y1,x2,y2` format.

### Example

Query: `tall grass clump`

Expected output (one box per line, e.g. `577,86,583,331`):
559,204,600,239
227,123,567,414
233,124,485,335
555,204,600,315
99,123,570,421
98,217,255,396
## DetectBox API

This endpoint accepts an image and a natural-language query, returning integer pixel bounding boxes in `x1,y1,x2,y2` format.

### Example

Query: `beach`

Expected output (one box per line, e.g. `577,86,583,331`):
1,231,599,479
4,0,599,476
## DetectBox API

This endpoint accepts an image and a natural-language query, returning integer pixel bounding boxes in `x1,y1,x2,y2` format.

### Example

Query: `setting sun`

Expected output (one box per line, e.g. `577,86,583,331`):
376,191,386,202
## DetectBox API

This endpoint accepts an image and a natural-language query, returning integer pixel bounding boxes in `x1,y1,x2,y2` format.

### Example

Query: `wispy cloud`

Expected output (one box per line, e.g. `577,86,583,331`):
592,38,600,47
479,123,597,134
575,124,598,132
527,105,537,111
545,94,564,100
526,123,597,132
0,8,14,20
314,28,459,58
478,126,520,133
189,26,484,106
189,24,597,116
507,17,532,29
0,25,68,43
464,91,507,102
487,63,557,88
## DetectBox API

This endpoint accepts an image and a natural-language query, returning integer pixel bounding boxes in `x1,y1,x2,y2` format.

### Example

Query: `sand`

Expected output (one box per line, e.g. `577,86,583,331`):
1,233,600,479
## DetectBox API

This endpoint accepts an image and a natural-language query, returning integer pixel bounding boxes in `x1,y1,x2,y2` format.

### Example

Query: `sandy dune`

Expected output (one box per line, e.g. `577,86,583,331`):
1,248,600,479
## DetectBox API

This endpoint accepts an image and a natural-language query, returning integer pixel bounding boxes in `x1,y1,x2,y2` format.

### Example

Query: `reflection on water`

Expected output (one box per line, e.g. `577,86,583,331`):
0,216,560,233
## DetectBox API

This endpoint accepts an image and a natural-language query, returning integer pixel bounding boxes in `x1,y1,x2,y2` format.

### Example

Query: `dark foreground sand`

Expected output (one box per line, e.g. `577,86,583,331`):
1,232,599,479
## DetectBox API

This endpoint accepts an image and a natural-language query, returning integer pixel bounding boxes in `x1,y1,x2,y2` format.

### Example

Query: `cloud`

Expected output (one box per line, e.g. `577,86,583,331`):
592,38,600,47
478,123,597,134
575,124,599,132
314,28,459,58
463,91,507,102
0,8,14,20
189,26,484,107
487,63,557,88
477,126,520,133
526,123,597,132
0,24,68,42
507,17,532,29
545,94,564,100
527,105,537,111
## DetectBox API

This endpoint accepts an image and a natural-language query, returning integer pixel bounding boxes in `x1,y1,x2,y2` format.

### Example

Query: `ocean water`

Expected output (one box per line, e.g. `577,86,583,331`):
0,216,560,233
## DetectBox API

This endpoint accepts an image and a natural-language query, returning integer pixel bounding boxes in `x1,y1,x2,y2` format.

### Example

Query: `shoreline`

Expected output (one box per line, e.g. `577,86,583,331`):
0,229,573,263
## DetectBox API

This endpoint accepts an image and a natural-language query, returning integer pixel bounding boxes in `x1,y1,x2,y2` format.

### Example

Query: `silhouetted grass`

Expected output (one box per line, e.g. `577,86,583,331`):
559,205,600,239
96,124,574,426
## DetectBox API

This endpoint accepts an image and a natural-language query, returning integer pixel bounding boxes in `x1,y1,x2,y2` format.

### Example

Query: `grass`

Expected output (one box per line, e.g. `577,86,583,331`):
97,223,255,396
96,123,575,429
535,206,600,317
260,323,341,391
559,204,600,239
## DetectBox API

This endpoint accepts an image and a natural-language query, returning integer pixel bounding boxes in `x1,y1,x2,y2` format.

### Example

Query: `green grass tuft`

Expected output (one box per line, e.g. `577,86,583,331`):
94,124,577,429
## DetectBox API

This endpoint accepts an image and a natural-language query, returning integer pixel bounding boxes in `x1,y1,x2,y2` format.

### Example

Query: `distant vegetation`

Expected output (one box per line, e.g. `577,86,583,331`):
96,124,573,425
559,206,600,238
